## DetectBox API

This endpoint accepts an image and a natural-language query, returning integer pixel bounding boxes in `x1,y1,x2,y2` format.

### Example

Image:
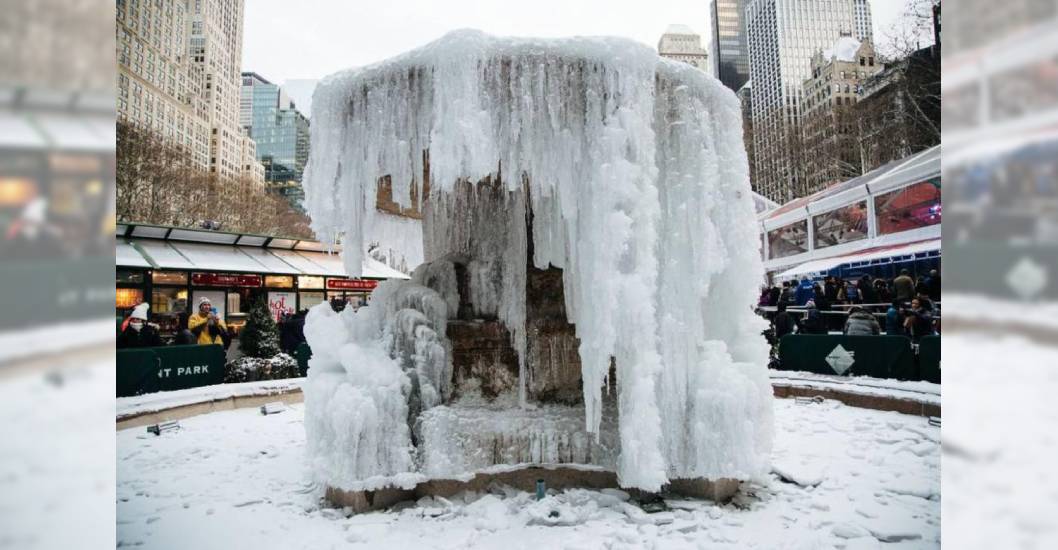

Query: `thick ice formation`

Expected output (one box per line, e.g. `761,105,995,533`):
302,30,772,491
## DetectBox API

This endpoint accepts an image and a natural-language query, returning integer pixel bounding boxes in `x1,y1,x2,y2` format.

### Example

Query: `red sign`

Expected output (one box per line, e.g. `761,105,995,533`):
326,278,378,291
191,272,262,287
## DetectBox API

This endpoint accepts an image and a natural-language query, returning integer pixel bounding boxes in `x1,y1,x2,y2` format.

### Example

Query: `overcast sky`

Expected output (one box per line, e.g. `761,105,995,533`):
243,0,908,114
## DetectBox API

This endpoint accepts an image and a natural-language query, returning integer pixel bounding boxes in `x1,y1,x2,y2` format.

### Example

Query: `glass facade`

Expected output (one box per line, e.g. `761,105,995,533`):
746,0,865,203
813,200,868,249
240,72,310,211
875,179,942,235
710,0,751,93
767,219,809,259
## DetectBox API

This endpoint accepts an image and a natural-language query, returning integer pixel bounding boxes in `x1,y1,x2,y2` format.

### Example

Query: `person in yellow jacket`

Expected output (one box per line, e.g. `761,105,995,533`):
187,297,227,345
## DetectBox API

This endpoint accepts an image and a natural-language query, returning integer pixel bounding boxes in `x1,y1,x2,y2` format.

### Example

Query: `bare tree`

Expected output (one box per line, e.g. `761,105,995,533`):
117,120,314,239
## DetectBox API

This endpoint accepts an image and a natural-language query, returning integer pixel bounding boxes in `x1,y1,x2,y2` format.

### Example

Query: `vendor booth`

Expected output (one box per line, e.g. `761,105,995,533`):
115,223,409,340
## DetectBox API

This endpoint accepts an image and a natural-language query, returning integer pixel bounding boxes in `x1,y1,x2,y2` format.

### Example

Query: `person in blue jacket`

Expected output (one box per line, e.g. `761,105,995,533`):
794,277,816,306
885,300,905,336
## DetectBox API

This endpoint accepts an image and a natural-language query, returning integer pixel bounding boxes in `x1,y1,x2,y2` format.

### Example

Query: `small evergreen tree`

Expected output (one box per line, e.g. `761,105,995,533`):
239,296,280,358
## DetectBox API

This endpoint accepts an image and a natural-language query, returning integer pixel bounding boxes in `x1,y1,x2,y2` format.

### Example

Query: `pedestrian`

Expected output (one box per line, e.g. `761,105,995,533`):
768,284,781,307
794,276,815,306
926,269,941,302
812,283,830,311
758,286,772,307
843,279,862,304
117,303,163,348
885,300,905,336
874,279,891,303
188,297,227,345
844,306,881,335
801,300,826,334
779,281,795,307
772,302,799,341
858,274,877,304
903,298,935,342
892,269,915,303
825,276,839,304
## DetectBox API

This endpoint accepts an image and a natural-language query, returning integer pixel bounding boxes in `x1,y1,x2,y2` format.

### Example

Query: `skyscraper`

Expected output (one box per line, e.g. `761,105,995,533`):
657,25,709,69
709,0,751,93
116,0,261,185
188,0,257,183
745,0,867,203
117,0,211,169
240,72,310,210
853,0,874,43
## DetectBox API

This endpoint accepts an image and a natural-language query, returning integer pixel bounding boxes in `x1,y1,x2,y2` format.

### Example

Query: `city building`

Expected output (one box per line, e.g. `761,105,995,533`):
240,72,311,210
853,0,874,43
855,44,940,173
116,0,211,169
745,0,867,203
188,0,255,183
116,0,261,186
709,0,751,93
801,36,881,191
657,25,709,69
737,81,756,185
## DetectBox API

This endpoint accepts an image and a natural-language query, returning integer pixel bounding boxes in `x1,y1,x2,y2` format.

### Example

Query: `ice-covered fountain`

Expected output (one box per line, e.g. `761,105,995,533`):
299,30,774,511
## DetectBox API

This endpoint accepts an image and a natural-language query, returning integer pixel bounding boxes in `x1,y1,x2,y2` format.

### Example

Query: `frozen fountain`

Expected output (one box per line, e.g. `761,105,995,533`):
300,30,774,511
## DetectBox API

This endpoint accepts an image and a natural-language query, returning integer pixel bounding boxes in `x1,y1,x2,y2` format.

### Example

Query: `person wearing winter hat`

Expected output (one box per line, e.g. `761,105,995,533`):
187,297,227,345
117,303,163,348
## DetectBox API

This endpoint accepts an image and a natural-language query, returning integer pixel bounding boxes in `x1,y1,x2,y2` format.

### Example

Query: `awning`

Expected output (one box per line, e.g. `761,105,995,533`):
118,237,410,280
117,240,151,268
168,242,274,273
776,238,941,280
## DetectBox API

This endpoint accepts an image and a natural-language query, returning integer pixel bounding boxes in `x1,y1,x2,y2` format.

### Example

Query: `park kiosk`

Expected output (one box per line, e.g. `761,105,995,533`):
115,222,409,340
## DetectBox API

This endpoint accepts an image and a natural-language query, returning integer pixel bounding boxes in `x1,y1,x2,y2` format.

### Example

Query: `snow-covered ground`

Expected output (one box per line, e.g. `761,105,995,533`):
0,318,114,365
117,397,939,549
0,356,115,550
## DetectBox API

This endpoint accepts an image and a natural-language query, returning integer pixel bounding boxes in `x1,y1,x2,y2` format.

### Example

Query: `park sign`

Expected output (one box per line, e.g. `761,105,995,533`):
116,344,226,397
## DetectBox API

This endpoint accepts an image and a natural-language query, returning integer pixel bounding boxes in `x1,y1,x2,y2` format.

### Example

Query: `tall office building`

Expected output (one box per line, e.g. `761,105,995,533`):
188,0,259,183
853,0,874,43
657,25,709,69
709,0,751,93
116,0,211,169
745,0,866,203
117,0,261,185
240,72,310,210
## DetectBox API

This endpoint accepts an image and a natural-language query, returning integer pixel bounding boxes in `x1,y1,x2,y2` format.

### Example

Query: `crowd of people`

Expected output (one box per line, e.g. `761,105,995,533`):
117,296,309,354
763,268,941,344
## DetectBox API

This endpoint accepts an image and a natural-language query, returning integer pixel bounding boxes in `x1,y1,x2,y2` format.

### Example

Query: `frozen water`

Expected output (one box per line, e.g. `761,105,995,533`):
302,30,772,490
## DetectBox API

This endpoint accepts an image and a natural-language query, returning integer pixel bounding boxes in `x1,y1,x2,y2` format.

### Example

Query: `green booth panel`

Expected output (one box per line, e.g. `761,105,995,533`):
1,256,115,329
777,335,916,380
116,344,226,397
918,335,941,383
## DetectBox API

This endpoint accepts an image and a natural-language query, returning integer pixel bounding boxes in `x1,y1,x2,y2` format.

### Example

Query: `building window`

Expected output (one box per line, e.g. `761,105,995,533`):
767,219,809,259
813,201,868,249
875,179,942,235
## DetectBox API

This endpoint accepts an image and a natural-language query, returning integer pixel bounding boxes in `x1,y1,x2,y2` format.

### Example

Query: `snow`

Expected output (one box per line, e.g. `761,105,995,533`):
116,378,305,419
115,398,940,549
0,318,114,365
1,358,115,549
302,280,452,490
942,331,1058,549
770,371,941,406
302,30,772,491
823,36,862,62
